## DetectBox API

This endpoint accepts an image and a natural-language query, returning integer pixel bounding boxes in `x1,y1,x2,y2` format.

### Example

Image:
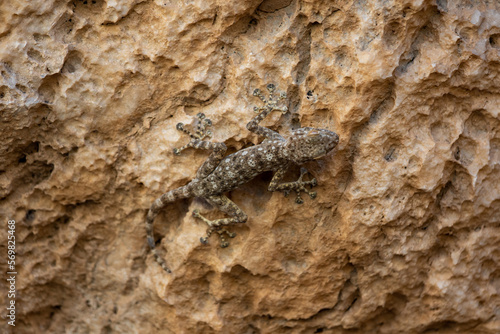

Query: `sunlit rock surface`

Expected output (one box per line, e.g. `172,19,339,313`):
1,0,499,333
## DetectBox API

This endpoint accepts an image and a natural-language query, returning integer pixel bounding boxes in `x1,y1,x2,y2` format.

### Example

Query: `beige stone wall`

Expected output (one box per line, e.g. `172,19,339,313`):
1,0,499,333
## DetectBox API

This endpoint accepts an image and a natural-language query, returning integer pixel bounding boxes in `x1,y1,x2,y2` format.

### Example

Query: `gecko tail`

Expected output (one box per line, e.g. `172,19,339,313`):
145,184,193,273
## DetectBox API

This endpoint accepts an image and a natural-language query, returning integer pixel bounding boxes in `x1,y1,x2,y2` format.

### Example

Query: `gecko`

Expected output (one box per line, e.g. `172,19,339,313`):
146,84,339,273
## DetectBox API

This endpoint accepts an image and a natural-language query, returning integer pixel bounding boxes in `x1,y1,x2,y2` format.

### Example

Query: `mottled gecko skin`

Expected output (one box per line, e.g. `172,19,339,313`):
146,84,339,273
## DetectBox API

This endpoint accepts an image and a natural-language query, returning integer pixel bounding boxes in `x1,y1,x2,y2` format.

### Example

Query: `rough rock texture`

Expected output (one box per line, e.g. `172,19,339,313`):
1,0,499,333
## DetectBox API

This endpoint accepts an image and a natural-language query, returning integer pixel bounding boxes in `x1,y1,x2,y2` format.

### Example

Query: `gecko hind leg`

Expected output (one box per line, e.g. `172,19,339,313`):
193,210,238,248
173,113,213,155
193,195,247,248
199,224,236,248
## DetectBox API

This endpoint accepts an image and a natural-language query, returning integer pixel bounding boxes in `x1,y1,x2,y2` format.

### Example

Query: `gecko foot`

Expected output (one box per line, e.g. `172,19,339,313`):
253,83,288,114
193,209,237,248
283,168,318,204
173,113,213,155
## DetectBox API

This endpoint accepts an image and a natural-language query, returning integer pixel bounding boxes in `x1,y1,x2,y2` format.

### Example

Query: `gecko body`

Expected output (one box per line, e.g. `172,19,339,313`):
146,85,339,273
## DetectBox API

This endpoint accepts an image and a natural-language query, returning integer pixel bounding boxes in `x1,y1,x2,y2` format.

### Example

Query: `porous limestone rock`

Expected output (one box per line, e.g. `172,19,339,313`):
1,0,499,333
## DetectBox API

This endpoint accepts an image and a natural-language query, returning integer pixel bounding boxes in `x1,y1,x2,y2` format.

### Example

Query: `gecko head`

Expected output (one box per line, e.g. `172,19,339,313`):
286,127,339,164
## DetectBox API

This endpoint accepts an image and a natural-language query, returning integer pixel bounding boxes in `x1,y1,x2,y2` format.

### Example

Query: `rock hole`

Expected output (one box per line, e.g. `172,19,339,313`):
258,0,293,13
27,161,54,184
490,34,500,49
423,320,460,332
430,121,451,143
56,216,70,226
15,84,28,94
25,209,36,222
62,51,83,73
436,0,448,12
368,83,395,124
395,23,437,76
451,136,476,166
33,33,48,42
184,83,215,106
453,146,460,161
383,20,402,47
51,12,74,41
459,27,474,43
489,138,500,164
49,305,62,319
346,296,358,312
0,62,13,82
385,292,408,310
27,48,44,63
395,49,418,76
38,74,59,103
436,181,452,207
28,140,41,154
334,47,352,69
464,110,489,137
384,146,398,162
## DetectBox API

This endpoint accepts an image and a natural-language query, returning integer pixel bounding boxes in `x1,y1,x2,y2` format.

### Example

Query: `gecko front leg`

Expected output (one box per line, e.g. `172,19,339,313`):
173,112,214,155
173,112,227,179
268,167,318,204
246,84,288,140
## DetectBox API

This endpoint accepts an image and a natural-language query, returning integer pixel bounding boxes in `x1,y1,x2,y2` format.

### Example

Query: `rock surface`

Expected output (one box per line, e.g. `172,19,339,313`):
1,0,499,333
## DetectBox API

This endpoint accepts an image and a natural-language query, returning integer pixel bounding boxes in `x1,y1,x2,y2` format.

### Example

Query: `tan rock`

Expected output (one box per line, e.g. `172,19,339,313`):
1,0,499,333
